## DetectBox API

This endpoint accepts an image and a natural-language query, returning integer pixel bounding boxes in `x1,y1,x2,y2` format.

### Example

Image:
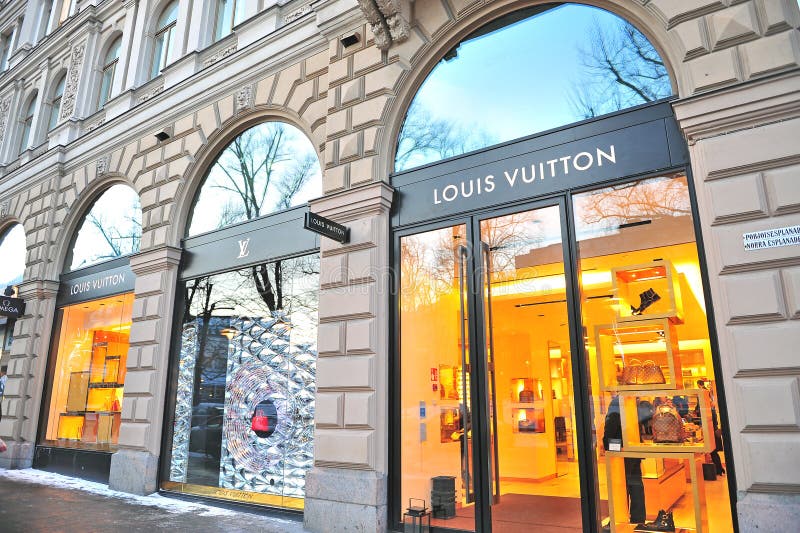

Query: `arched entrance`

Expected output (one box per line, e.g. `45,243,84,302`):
391,5,735,532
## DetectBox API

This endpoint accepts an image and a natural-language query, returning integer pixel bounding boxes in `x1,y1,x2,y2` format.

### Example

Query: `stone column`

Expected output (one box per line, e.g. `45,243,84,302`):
304,182,393,532
0,279,59,469
108,245,181,495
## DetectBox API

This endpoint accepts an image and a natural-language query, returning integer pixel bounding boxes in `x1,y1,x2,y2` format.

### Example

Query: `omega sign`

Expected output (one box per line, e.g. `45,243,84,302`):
0,297,25,319
433,145,617,205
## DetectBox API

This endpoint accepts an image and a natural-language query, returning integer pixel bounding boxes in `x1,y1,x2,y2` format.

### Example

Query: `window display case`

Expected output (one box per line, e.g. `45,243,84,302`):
612,260,684,324
595,319,681,392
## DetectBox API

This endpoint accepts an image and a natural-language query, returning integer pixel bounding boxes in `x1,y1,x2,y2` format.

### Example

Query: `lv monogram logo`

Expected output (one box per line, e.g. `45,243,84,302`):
237,238,251,259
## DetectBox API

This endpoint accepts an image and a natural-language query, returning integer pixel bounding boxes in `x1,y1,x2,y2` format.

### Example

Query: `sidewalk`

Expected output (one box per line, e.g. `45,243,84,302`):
0,468,308,532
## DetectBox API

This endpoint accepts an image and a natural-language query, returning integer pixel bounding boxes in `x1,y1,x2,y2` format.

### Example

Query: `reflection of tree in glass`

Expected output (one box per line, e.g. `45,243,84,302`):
578,176,690,231
400,228,467,312
480,214,538,281
203,123,316,227
570,19,671,119
395,103,496,171
80,210,142,267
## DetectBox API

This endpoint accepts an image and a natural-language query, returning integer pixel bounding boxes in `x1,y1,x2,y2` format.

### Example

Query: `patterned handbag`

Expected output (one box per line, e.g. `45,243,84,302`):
653,400,685,443
639,360,666,384
621,358,642,385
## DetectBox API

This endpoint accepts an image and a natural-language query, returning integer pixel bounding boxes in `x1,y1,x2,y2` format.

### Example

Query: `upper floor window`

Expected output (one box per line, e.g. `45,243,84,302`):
394,4,673,172
214,0,246,41
36,1,53,41
48,74,65,131
68,184,142,271
98,37,121,109
0,30,12,71
187,121,321,236
57,0,75,27
19,92,37,154
150,1,178,80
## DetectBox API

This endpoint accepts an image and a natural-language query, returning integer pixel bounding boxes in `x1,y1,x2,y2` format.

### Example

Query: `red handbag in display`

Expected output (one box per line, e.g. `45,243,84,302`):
251,400,277,438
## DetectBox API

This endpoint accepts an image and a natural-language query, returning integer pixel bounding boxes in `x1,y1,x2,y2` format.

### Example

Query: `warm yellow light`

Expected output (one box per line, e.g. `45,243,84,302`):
220,327,237,340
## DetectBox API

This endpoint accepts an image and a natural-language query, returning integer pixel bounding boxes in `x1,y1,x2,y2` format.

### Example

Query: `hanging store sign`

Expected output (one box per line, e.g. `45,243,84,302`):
304,212,350,244
58,263,135,305
0,296,25,318
743,225,800,251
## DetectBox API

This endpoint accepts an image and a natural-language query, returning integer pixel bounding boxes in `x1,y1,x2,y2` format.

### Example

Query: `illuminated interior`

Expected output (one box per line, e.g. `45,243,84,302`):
42,293,133,451
398,174,733,531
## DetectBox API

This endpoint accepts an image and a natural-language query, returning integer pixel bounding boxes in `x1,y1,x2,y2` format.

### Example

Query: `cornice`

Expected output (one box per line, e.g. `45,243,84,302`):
309,181,394,221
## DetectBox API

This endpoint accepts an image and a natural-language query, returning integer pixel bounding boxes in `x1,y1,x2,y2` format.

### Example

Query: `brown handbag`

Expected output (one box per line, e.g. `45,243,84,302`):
621,358,642,385
639,360,666,384
653,401,685,443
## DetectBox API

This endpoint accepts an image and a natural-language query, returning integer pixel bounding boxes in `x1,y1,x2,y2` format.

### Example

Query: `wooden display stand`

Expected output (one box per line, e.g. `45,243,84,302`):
612,260,684,324
595,319,682,392
618,388,713,453
57,330,125,445
605,451,707,533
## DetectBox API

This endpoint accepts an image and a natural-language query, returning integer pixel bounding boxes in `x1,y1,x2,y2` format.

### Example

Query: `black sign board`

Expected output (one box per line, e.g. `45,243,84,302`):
304,212,350,244
0,296,25,318
58,263,136,306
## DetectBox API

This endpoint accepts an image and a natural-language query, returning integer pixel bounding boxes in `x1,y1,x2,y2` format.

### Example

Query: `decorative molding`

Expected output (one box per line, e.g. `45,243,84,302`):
202,44,237,68
284,5,312,24
96,155,110,176
60,41,87,120
86,117,105,132
356,0,391,50
355,0,410,50
0,96,11,145
0,199,9,217
234,84,253,112
137,83,164,104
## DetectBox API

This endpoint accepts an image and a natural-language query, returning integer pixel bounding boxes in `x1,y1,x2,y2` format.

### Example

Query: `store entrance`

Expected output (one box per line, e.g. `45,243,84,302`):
398,198,587,531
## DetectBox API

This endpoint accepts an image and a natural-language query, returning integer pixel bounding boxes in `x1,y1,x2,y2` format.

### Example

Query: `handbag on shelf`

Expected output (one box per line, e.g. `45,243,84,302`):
639,360,666,384
621,358,642,385
653,400,685,443
519,389,535,403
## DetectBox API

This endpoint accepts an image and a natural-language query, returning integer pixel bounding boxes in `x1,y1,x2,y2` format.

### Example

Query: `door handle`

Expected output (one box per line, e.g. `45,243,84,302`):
481,242,501,503
457,244,473,502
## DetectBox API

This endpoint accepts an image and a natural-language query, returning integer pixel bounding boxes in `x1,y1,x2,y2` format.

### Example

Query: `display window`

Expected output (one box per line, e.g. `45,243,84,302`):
41,293,134,450
0,223,26,359
162,254,319,509
574,173,733,532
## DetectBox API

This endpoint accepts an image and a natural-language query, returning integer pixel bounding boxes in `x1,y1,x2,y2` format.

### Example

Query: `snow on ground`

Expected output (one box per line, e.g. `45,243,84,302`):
0,468,241,517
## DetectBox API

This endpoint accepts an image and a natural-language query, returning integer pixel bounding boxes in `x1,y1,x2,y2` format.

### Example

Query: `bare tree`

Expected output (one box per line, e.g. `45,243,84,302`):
570,19,671,119
74,209,141,268
395,103,496,171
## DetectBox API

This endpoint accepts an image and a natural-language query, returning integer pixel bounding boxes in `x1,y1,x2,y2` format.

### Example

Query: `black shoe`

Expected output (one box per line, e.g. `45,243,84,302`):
631,288,661,315
634,510,675,532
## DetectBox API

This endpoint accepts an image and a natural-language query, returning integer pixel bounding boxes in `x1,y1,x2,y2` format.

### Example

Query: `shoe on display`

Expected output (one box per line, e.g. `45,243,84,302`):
634,509,675,532
631,287,661,315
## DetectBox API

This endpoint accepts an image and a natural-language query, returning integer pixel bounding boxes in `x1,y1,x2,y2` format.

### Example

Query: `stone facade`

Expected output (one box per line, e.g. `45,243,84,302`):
0,0,797,531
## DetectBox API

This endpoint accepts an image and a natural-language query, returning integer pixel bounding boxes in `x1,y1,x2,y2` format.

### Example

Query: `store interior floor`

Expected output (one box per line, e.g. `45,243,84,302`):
434,458,732,532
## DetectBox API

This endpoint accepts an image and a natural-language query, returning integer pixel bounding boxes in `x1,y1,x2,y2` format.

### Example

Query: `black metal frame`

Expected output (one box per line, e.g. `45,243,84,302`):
388,104,738,532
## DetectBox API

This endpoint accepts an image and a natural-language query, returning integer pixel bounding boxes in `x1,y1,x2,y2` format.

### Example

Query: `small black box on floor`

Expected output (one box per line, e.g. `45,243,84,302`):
432,502,456,519
431,475,457,519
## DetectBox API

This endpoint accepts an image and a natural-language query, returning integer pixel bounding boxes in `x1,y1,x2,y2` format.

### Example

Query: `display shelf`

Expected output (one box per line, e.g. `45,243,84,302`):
618,389,713,453
66,371,90,412
511,406,545,433
605,451,707,533
510,377,543,402
595,319,682,392
57,413,85,440
612,260,684,324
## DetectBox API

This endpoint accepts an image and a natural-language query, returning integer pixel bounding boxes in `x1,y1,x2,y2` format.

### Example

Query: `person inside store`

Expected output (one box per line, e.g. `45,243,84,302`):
0,365,7,421
603,395,646,524
695,379,725,476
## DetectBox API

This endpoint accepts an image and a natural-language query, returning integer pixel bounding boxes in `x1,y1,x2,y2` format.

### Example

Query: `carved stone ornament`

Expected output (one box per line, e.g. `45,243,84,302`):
355,0,410,50
0,96,11,145
203,44,238,68
96,155,110,176
235,85,253,111
137,83,164,104
284,5,312,24
60,41,87,120
0,199,9,218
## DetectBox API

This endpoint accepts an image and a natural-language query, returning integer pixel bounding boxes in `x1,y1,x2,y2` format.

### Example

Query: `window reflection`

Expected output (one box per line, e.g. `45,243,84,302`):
187,121,321,236
69,184,142,271
168,254,319,508
395,4,672,172
0,223,25,359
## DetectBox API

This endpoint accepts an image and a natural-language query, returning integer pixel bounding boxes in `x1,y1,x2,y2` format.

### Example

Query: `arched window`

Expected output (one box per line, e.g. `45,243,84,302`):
150,1,178,80
97,37,121,109
186,121,321,236
19,92,38,154
214,0,246,41
0,223,25,354
394,4,673,172
48,74,66,131
68,184,142,271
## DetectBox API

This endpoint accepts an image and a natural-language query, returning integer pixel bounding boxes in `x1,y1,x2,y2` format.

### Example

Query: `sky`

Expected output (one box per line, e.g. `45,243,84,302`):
0,223,25,288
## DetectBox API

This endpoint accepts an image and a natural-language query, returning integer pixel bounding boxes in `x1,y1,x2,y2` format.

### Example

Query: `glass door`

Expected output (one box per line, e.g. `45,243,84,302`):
398,201,585,532
477,204,584,532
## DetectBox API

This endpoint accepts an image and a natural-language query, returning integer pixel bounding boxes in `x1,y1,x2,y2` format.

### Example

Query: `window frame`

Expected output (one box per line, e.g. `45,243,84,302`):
48,74,66,132
97,37,121,110
18,93,37,154
150,1,179,80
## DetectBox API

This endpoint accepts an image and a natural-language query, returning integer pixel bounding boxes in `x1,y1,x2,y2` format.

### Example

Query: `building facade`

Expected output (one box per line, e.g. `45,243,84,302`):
0,0,798,531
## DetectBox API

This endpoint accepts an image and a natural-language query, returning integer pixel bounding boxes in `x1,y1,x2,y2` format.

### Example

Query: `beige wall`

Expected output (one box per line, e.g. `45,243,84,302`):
0,0,797,530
